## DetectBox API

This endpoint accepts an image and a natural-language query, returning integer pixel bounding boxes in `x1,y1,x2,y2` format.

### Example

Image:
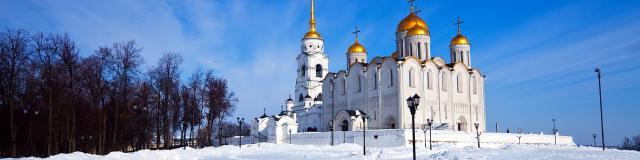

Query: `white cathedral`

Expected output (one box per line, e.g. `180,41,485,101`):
251,0,487,142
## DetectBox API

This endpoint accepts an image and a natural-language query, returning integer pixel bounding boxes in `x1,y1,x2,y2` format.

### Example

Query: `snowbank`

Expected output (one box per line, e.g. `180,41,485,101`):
7,143,640,160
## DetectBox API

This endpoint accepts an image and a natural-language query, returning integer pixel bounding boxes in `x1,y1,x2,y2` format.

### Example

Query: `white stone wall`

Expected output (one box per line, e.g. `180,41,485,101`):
322,56,485,133
281,130,575,148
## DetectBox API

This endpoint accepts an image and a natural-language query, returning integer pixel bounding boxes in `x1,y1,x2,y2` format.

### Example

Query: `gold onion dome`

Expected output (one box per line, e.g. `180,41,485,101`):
407,24,428,36
450,34,470,45
304,28,322,39
348,40,366,53
397,12,429,33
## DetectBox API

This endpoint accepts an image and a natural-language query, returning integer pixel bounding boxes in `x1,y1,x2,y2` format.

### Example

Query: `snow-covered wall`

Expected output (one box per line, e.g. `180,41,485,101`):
278,129,574,147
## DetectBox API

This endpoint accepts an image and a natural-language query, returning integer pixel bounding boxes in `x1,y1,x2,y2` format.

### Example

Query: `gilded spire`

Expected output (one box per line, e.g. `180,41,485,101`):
310,0,316,30
303,0,322,39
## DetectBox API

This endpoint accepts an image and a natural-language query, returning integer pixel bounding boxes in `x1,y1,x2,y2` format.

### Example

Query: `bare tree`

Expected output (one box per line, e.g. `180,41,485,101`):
0,29,30,157
104,41,143,151
149,53,183,149
203,71,238,146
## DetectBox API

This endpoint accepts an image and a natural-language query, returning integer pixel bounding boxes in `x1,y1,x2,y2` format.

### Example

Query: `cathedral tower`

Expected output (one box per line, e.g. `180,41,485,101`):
296,0,329,108
395,2,431,60
450,17,471,67
347,25,367,67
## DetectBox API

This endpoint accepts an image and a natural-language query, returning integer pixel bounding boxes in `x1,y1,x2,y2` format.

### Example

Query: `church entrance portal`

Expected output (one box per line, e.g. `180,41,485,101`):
341,120,348,131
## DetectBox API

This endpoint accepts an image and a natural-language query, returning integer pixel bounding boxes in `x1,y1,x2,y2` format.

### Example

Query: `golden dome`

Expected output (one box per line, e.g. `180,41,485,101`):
407,25,428,36
348,40,366,53
304,29,322,39
397,12,429,33
450,34,470,45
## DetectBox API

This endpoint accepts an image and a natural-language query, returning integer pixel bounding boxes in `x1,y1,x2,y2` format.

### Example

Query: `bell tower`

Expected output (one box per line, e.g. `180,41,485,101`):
296,0,329,108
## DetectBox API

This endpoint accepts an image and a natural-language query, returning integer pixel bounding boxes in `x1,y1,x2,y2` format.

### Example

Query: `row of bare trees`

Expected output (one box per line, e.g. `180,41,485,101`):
0,29,238,158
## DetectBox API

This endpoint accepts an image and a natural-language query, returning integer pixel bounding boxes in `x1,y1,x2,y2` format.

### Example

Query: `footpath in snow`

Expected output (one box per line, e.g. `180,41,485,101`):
7,143,640,160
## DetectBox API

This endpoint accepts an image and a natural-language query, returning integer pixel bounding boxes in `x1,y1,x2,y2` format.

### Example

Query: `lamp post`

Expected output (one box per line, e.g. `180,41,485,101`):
406,94,421,160
288,129,292,144
592,134,597,147
237,117,244,148
422,125,427,148
328,120,334,146
517,128,523,145
427,119,433,150
595,67,605,150
552,118,558,145
361,114,368,155
474,123,480,148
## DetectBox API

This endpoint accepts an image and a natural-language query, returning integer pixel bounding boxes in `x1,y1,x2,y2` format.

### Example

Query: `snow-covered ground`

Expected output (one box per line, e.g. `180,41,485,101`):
9,143,640,160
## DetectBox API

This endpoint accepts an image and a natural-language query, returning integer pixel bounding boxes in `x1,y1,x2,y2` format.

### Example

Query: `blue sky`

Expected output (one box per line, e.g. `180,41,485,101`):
2,0,639,146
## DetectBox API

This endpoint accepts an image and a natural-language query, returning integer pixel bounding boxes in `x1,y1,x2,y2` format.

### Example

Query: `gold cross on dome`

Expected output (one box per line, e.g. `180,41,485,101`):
454,16,465,34
352,25,361,41
408,0,416,13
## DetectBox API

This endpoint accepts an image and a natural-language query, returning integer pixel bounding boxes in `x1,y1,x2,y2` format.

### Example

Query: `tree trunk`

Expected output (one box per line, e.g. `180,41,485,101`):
9,101,16,157
47,89,53,156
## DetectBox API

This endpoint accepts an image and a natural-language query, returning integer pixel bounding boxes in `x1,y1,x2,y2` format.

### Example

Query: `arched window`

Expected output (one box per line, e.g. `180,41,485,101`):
408,68,415,87
389,70,394,87
301,65,306,76
298,94,304,102
457,74,463,93
373,71,378,90
342,78,346,95
417,43,422,59
315,64,322,78
471,75,477,94
426,70,432,90
441,73,448,92
357,75,362,93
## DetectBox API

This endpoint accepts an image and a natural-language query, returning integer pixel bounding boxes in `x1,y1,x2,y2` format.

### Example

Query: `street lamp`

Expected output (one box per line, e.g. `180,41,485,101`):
427,119,433,150
517,128,523,145
288,129,292,144
361,114,368,155
592,134,597,147
237,117,244,148
406,93,420,160
474,123,480,148
328,120,334,146
595,67,605,150
552,118,558,145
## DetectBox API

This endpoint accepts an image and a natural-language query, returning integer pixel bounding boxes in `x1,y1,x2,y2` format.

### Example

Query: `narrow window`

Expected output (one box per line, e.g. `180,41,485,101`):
442,73,447,91
315,64,323,78
389,70,394,87
342,78,347,95
472,75,477,94
357,75,362,93
417,43,422,59
408,68,415,87
301,65,306,76
457,74,463,93
373,72,378,90
299,94,304,102
426,70,432,90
